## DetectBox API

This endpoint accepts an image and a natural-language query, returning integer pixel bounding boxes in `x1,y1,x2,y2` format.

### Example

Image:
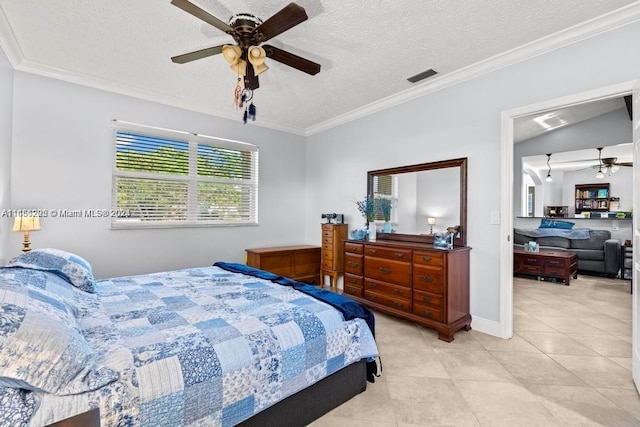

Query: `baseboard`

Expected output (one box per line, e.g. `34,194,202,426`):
470,315,507,338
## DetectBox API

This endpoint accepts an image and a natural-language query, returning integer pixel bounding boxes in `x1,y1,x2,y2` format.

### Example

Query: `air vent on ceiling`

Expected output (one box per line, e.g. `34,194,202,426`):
407,68,438,83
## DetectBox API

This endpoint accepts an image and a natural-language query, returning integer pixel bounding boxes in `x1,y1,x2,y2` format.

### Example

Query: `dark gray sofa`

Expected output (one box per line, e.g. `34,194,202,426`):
514,228,621,276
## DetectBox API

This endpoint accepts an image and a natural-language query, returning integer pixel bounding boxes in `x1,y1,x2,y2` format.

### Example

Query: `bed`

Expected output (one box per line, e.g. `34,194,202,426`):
0,248,379,426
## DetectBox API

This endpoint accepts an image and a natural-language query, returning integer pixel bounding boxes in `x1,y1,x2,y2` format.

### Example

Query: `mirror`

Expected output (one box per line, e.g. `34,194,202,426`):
367,158,467,246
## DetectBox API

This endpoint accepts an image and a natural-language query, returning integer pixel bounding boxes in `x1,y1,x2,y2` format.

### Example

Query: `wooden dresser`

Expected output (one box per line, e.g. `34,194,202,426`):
343,239,471,342
246,245,321,285
320,223,348,290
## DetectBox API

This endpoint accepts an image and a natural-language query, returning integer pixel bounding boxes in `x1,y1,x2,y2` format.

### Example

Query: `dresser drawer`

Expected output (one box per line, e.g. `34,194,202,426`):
322,249,335,268
344,274,363,289
345,253,364,275
345,242,363,254
365,257,411,286
364,245,411,261
365,279,411,299
413,289,443,309
343,284,363,298
413,265,444,293
413,250,444,266
516,263,542,275
413,302,443,322
322,232,333,244
364,290,411,313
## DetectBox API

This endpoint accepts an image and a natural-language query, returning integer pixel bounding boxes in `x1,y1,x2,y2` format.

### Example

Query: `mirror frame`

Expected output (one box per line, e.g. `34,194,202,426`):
367,157,468,247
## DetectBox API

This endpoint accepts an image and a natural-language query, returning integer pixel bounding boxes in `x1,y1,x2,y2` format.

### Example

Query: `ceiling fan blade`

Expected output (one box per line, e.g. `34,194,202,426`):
263,45,320,75
256,3,308,42
171,45,224,64
171,0,233,34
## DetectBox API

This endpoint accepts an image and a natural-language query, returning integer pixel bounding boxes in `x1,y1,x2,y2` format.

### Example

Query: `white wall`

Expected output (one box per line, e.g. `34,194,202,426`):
0,48,13,265
305,21,640,326
9,72,308,278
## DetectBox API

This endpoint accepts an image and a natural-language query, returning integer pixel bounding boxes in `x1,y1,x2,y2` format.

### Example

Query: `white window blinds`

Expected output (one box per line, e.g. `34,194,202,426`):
112,122,258,228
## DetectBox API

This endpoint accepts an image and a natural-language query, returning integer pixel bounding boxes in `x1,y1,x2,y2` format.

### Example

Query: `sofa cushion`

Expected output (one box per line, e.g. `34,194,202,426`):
536,236,571,249
570,230,611,250
570,248,604,261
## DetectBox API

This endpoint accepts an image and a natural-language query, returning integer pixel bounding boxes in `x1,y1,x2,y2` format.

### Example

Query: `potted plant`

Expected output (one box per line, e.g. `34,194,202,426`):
355,196,376,240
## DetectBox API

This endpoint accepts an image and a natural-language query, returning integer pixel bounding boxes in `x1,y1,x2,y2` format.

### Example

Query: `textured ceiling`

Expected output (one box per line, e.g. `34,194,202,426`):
1,0,639,134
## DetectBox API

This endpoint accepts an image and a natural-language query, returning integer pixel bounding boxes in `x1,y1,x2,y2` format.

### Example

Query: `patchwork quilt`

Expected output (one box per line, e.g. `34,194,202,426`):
1,266,377,427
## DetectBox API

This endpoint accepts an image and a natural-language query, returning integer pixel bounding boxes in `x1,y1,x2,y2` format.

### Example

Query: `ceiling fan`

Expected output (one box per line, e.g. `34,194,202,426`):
170,0,321,92
593,147,632,177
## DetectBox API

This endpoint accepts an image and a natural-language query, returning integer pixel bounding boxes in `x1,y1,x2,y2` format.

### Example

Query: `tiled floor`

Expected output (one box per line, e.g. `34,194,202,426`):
311,275,640,426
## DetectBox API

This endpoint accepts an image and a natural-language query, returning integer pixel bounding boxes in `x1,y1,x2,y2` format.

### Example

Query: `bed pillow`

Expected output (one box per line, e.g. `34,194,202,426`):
539,219,575,230
5,249,96,293
0,278,118,395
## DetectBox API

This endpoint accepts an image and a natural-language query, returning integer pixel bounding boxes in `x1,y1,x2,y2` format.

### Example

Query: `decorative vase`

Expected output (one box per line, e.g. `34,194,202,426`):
368,222,376,241
383,221,392,233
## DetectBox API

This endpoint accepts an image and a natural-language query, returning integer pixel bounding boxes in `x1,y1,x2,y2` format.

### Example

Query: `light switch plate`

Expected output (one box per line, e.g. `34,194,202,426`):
491,211,500,225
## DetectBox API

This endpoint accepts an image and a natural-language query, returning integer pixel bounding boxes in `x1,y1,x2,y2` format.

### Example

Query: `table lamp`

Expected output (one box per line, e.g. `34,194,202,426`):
12,216,40,252
427,217,436,234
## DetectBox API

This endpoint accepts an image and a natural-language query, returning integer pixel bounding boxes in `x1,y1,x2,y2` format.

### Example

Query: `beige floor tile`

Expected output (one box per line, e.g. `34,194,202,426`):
377,343,450,379
517,331,600,356
580,314,633,336
526,384,640,426
596,387,640,422
433,348,517,382
387,376,480,426
548,354,637,390
491,352,587,386
309,416,398,427
513,301,567,317
323,375,397,423
608,357,633,371
533,316,609,335
565,333,632,357
514,314,557,333
455,379,560,426
473,331,542,353
420,327,484,350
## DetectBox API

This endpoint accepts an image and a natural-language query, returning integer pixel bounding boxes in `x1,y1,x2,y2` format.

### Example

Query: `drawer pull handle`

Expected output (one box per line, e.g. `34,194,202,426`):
394,301,403,308
347,278,357,284
379,267,392,274
419,275,434,282
370,294,377,300
422,309,431,316
348,261,359,267
394,289,404,296
369,283,377,288
395,253,405,258
422,295,431,302
422,256,432,262
368,249,377,254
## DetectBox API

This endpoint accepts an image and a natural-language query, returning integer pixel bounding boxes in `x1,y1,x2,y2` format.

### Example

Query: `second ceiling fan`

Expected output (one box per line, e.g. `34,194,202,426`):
170,0,321,91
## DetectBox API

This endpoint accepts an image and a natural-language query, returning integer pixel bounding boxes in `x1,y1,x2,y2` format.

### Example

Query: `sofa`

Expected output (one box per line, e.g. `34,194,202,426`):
514,227,621,277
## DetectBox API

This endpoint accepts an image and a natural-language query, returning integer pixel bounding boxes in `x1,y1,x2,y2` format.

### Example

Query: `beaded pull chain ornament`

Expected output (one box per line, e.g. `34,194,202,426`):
233,78,242,109
232,77,257,123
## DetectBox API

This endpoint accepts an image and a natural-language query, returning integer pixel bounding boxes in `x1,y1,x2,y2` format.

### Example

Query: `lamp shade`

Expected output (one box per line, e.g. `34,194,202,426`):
248,46,269,76
12,216,40,232
222,45,242,65
427,217,436,225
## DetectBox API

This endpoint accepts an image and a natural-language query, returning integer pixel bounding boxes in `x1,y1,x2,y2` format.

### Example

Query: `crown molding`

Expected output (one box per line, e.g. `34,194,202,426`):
305,2,640,136
2,3,640,137
0,3,23,66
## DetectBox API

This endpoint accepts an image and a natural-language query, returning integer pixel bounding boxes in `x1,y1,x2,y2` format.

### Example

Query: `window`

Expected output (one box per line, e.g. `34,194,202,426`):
372,174,397,222
112,121,258,228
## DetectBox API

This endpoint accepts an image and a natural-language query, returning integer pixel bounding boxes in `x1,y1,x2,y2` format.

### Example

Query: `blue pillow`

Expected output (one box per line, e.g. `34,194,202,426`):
539,219,574,230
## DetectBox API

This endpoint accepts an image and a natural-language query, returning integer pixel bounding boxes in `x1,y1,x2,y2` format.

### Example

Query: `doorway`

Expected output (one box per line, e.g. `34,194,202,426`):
499,80,639,391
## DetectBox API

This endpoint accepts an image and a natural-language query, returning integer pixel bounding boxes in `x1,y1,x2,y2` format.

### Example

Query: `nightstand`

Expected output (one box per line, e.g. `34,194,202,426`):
621,245,633,281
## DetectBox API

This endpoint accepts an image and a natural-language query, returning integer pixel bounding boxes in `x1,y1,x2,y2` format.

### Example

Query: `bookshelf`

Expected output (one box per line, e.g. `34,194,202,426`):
545,206,568,218
575,183,610,214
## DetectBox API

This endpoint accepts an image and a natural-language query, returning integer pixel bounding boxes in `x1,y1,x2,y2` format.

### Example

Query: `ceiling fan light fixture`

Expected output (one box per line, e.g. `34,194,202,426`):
248,46,269,75
230,59,247,76
596,168,605,179
222,45,242,65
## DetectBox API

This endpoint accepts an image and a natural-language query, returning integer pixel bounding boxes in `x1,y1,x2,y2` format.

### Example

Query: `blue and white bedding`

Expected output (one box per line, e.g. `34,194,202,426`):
0,249,378,427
